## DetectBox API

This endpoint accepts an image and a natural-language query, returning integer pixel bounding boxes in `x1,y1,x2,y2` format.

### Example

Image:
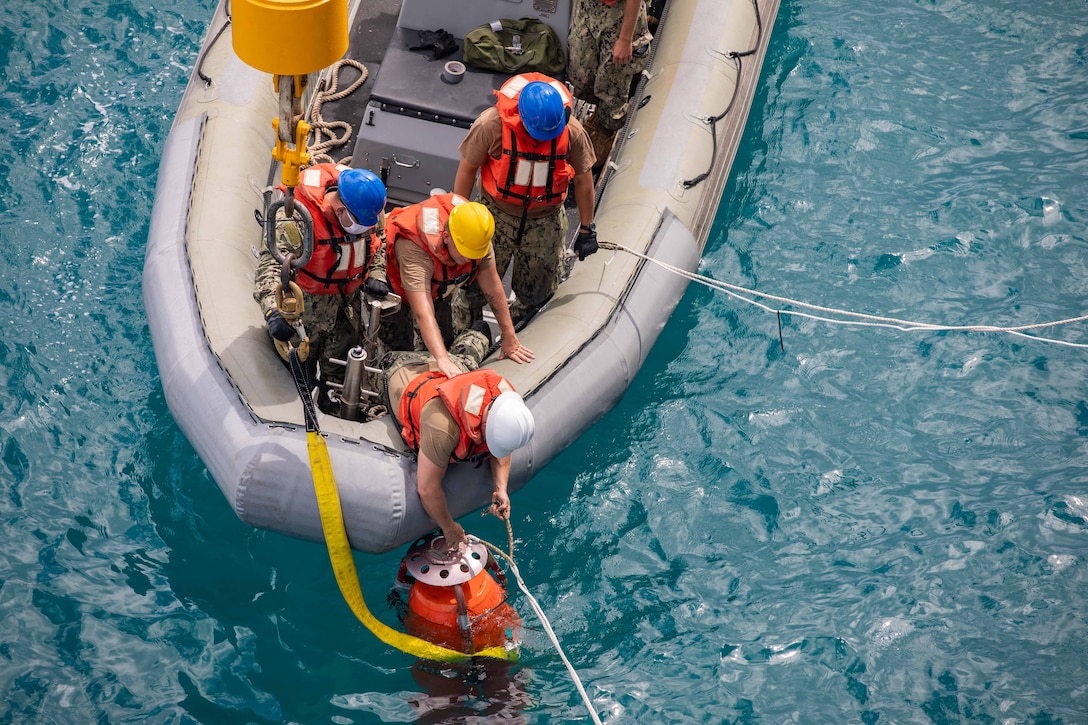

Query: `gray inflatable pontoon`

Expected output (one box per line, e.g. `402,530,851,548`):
144,0,779,553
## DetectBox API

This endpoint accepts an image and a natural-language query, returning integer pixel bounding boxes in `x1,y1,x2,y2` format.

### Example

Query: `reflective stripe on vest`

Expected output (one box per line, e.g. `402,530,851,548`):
384,194,478,301
481,73,575,212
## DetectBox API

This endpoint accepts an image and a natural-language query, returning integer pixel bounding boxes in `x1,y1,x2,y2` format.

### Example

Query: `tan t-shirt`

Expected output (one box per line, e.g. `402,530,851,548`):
394,238,496,296
458,107,596,219
389,363,461,468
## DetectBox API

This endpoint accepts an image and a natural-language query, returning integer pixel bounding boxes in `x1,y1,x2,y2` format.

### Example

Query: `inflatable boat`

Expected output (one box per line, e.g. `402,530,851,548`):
144,0,779,554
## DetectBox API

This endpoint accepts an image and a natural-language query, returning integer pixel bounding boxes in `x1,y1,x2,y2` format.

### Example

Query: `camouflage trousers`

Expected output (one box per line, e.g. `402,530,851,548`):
301,293,366,385
452,195,567,330
567,0,652,132
376,292,457,354
371,329,492,410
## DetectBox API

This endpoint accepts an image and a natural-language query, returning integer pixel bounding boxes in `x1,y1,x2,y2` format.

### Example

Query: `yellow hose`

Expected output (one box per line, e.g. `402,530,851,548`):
307,431,517,662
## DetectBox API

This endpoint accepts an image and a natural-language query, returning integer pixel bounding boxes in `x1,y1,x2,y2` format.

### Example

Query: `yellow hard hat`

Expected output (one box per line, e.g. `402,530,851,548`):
447,202,494,259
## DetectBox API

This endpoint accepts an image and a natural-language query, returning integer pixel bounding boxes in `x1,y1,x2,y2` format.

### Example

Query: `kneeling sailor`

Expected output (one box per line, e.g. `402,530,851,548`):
377,330,536,555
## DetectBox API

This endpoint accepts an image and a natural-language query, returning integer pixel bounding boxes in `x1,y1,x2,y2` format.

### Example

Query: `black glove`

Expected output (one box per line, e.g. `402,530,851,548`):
364,277,392,299
410,29,458,60
264,309,295,342
574,225,599,261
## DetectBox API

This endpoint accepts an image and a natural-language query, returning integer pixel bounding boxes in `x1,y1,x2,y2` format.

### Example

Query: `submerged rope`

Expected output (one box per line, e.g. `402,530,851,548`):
599,241,1088,349
480,533,604,725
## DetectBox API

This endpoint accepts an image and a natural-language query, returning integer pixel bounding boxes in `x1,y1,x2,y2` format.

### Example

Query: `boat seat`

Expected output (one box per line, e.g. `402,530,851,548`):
353,0,572,203
369,27,508,129
369,0,572,126
395,0,570,48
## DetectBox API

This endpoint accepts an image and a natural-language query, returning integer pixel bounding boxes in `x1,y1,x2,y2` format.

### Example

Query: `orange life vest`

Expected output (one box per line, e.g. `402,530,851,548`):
398,369,516,463
384,193,480,300
480,74,576,213
280,163,376,295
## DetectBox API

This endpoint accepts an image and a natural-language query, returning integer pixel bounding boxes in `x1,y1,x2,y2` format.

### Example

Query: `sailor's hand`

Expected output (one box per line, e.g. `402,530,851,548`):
364,277,391,299
574,226,599,261
435,356,464,380
442,523,469,556
264,309,295,342
612,36,634,65
499,337,535,364
486,491,510,520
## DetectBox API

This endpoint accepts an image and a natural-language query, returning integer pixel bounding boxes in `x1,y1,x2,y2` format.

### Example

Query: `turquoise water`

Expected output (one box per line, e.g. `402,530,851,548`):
2,0,1087,721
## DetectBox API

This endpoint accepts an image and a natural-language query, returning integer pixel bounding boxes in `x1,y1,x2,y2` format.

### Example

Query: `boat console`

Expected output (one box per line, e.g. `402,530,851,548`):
352,0,571,204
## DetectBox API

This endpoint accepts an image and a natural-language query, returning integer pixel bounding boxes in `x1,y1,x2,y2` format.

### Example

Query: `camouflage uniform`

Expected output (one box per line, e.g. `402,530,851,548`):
567,0,653,132
372,329,492,411
452,194,568,330
378,286,457,354
253,220,371,388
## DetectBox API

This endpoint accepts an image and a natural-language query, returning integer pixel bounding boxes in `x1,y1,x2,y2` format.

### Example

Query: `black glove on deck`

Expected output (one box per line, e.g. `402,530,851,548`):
410,29,458,61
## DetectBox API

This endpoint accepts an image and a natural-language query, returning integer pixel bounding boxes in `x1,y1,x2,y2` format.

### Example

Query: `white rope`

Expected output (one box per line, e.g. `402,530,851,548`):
599,241,1088,350
482,539,603,725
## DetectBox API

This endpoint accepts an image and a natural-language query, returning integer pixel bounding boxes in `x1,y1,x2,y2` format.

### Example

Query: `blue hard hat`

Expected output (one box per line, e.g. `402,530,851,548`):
517,81,567,141
337,168,386,226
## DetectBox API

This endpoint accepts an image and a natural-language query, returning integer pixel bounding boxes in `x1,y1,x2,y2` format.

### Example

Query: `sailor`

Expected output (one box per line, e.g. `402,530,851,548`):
567,0,653,170
377,329,536,555
253,164,387,402
452,73,599,330
367,193,534,380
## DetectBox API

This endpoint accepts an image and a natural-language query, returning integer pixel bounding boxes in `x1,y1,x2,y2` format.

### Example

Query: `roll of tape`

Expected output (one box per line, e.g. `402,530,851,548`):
441,60,465,84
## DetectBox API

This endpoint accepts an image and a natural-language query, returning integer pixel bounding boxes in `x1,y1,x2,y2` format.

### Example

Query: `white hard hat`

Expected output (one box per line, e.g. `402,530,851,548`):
485,391,535,459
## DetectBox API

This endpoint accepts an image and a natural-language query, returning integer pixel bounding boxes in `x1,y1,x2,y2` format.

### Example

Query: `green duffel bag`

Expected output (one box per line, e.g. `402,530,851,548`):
462,17,566,76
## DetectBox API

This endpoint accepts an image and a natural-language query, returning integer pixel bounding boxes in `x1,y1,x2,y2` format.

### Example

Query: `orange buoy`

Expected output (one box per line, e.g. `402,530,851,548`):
400,533,519,654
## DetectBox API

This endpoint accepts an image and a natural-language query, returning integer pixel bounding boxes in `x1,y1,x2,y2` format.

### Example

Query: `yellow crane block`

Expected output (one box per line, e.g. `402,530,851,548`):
233,0,348,76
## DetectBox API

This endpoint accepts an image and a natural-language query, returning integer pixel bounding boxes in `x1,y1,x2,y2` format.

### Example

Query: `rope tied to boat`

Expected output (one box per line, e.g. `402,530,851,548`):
681,0,763,190
598,241,1088,349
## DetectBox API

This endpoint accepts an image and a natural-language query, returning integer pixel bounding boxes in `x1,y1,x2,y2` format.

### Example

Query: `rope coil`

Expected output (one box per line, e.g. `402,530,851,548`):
307,59,370,165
